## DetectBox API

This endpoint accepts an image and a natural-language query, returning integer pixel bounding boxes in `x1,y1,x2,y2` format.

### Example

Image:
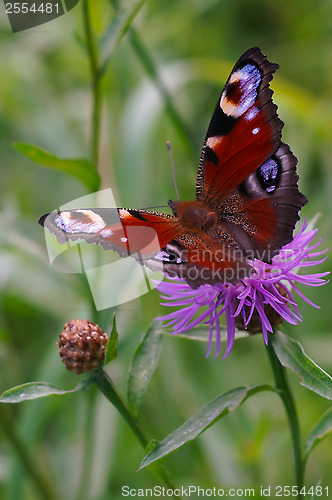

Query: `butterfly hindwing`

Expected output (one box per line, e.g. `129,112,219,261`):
239,142,306,256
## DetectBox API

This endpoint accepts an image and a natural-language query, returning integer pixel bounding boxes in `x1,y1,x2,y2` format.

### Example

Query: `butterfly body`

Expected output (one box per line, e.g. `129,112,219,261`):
169,200,217,231
40,47,307,289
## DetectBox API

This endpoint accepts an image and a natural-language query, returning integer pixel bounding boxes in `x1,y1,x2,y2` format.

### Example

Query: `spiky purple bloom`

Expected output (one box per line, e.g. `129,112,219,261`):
157,221,329,358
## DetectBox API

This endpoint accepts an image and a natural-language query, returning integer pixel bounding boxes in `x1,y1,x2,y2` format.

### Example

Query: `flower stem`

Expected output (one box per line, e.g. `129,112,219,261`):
91,368,147,447
128,28,197,163
82,0,102,169
266,334,304,492
75,386,98,500
90,368,183,500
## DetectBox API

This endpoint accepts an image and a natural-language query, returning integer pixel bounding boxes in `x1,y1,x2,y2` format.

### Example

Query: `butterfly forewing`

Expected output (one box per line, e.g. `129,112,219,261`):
194,47,307,262
40,208,182,260
196,47,281,201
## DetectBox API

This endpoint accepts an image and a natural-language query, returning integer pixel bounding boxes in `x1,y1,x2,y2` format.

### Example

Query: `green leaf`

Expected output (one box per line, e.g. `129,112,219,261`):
0,380,90,403
14,142,100,192
104,312,119,365
100,0,146,76
145,438,159,454
139,384,274,469
143,440,173,485
304,407,332,460
127,323,163,417
271,331,332,400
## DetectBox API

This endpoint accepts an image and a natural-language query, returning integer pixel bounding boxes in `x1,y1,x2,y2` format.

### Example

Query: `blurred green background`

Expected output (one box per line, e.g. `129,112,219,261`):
0,1,331,499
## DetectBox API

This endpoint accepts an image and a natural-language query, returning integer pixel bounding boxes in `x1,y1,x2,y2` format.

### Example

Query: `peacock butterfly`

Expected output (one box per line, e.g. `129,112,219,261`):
39,47,307,289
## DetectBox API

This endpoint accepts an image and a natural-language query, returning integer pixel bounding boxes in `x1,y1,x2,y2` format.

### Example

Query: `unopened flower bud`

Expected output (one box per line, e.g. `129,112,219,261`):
58,319,108,374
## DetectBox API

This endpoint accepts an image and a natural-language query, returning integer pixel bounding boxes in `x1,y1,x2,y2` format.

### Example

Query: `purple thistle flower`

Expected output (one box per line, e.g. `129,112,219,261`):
157,221,329,358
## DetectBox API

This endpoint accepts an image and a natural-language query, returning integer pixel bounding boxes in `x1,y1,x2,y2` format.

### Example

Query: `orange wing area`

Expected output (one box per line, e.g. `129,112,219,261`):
193,48,307,265
39,208,183,259
196,47,282,204
40,207,255,286
245,197,276,246
159,229,253,287
115,209,182,256
186,247,251,285
203,106,274,199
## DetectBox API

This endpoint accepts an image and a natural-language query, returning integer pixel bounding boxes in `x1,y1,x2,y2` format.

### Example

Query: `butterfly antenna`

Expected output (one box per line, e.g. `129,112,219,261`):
142,204,169,210
166,141,180,201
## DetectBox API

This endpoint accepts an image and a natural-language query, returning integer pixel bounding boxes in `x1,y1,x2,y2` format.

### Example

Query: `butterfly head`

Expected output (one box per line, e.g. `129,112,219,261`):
169,200,217,232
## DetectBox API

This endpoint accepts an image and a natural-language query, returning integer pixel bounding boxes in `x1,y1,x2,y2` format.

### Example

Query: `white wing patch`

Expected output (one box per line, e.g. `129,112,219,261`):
55,210,106,234
206,136,223,149
220,64,261,118
100,228,114,238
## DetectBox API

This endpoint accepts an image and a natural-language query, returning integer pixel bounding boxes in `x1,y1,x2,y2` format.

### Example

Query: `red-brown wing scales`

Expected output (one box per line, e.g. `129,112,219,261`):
40,48,307,289
242,142,307,255
196,47,281,201
39,208,182,259
195,47,306,261
152,229,252,289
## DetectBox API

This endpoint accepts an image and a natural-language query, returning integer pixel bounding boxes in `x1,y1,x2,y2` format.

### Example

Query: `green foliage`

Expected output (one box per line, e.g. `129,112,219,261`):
104,312,119,365
139,385,275,469
127,322,163,417
142,439,176,490
0,380,90,403
271,331,332,400
100,0,146,75
304,408,332,461
0,0,331,498
14,142,100,192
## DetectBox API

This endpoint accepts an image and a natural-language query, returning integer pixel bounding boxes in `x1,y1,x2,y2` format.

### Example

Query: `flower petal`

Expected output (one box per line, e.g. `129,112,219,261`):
157,220,328,358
